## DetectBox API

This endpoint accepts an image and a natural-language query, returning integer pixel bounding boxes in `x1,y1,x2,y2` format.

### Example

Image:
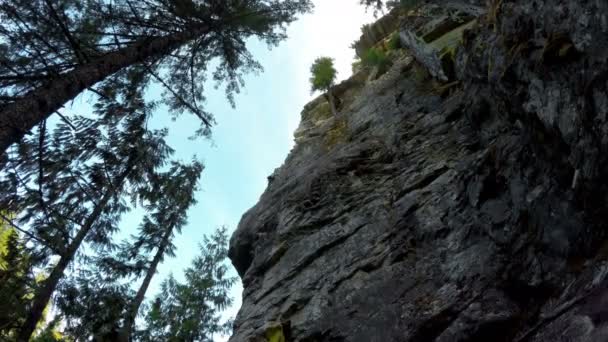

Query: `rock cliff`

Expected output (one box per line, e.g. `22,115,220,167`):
229,1,608,341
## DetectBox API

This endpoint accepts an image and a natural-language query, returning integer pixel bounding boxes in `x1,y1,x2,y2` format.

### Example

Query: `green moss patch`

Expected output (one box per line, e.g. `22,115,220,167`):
324,119,349,150
265,325,285,342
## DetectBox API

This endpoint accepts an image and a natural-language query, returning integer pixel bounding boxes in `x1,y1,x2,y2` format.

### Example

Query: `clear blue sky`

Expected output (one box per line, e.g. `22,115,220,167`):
112,1,376,339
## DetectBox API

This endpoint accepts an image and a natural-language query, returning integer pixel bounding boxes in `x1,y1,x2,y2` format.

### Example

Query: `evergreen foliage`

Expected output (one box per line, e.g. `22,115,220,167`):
0,0,313,155
310,57,337,94
119,161,203,341
362,46,392,77
56,277,132,341
310,57,338,116
360,0,386,14
363,47,389,68
138,227,237,342
30,319,69,342
388,32,402,50
0,0,312,340
0,218,34,339
0,69,200,340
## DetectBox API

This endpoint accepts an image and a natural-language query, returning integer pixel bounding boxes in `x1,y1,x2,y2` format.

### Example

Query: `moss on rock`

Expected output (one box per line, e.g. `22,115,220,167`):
265,324,285,342
324,118,349,150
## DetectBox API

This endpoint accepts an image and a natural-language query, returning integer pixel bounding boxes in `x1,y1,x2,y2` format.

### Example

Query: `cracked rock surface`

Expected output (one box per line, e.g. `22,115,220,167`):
228,1,608,341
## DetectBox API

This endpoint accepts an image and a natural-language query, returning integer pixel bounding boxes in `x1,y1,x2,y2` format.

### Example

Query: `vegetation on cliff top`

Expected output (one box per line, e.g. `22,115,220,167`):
310,57,338,116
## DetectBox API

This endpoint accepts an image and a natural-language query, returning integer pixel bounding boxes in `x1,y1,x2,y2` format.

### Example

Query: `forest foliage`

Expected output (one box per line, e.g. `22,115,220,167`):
0,0,312,341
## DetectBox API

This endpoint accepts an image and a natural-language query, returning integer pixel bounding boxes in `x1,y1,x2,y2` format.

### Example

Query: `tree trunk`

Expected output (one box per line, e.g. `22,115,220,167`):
326,89,337,116
0,27,206,157
17,161,135,342
119,224,174,342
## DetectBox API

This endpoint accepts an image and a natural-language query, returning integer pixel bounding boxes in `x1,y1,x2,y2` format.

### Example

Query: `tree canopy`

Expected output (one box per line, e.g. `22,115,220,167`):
138,227,236,342
0,0,313,157
309,57,337,93
310,56,338,115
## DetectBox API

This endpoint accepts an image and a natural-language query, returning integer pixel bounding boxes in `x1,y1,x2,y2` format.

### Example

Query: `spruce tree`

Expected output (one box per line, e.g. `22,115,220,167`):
56,271,133,341
49,160,202,341
0,70,175,340
0,0,313,156
119,161,203,341
310,57,338,116
138,227,236,342
0,220,34,339
20,124,169,341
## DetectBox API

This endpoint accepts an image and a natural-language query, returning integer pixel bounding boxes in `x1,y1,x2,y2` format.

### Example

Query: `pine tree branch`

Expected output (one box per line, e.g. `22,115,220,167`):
0,26,203,155
54,111,77,131
142,62,212,128
67,168,99,208
1,3,66,67
36,119,67,238
43,0,89,64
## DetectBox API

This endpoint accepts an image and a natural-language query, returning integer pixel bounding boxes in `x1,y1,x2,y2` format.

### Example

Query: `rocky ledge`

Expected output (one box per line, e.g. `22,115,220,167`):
228,1,608,341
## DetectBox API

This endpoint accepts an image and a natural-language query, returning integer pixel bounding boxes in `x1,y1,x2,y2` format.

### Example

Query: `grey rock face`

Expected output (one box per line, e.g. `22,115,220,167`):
399,2,481,81
353,7,400,59
229,1,608,341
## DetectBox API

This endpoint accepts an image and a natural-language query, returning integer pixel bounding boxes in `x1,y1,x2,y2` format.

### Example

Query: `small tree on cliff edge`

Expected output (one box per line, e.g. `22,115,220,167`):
310,57,338,116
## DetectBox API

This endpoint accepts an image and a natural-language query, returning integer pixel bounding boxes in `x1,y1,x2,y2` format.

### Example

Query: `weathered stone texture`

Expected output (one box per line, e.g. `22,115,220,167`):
229,1,608,341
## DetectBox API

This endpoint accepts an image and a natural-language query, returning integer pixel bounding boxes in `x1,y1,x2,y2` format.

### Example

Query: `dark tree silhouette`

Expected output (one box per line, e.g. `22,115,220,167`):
138,227,236,342
0,0,313,157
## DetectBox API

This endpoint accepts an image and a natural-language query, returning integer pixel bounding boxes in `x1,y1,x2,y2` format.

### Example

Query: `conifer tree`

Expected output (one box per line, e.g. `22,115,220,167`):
138,227,236,342
0,216,66,341
0,0,313,156
0,70,175,340
20,127,169,341
56,223,231,342
119,161,203,342
0,218,34,339
45,150,201,340
54,260,133,340
0,1,310,339
310,57,338,116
